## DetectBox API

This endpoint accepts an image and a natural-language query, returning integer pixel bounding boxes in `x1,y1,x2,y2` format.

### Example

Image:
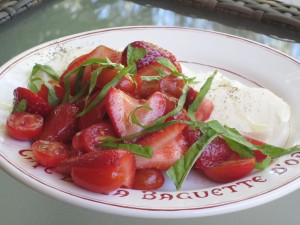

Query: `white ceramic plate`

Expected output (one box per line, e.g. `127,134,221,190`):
0,26,300,218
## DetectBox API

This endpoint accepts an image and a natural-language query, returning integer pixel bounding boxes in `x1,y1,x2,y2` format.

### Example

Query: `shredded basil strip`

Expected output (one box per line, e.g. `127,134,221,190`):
100,142,152,158
129,105,153,129
77,64,134,117
84,67,104,105
187,71,216,122
104,119,192,143
12,99,27,113
74,66,85,94
255,155,272,170
62,58,123,102
141,76,162,81
156,57,178,72
68,83,89,104
126,45,146,73
154,83,189,125
29,64,59,93
166,128,218,190
207,119,300,160
43,81,60,106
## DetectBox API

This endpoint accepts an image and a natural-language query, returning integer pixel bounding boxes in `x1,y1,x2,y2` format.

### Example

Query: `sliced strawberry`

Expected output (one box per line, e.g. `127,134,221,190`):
59,45,121,95
106,87,169,137
37,103,79,143
13,87,53,117
37,80,65,104
135,123,188,170
185,88,214,122
158,75,185,99
122,41,182,72
55,149,136,192
194,137,234,169
133,62,173,98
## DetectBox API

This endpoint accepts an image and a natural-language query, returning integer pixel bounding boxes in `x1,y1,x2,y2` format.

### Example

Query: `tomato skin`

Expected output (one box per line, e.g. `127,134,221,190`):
56,149,135,193
203,158,256,183
133,169,165,190
72,167,125,194
6,112,43,141
245,137,267,161
79,122,118,153
32,140,69,167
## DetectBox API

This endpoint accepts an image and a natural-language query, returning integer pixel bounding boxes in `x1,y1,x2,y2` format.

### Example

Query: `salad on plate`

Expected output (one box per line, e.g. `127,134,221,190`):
5,40,300,194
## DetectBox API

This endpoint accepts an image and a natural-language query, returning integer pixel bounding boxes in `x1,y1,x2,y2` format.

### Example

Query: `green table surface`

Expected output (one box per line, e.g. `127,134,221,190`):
0,1,299,225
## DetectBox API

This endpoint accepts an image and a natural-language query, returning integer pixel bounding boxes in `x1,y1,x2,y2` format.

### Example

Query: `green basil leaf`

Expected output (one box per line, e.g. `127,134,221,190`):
206,120,300,158
126,45,146,66
129,105,153,129
12,99,27,113
156,57,178,72
141,76,162,81
43,81,59,106
100,142,152,158
77,64,134,117
255,155,272,170
255,144,300,158
84,67,104,105
62,58,123,102
166,128,218,190
154,83,189,124
187,71,216,122
28,64,59,93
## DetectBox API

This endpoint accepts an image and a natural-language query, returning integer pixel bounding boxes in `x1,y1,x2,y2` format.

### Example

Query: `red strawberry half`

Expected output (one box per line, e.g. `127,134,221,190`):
135,123,188,170
13,87,53,117
122,41,182,72
106,87,170,138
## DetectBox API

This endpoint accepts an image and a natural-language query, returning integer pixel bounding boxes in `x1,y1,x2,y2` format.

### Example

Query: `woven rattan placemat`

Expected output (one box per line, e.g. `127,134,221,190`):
172,0,300,30
0,0,44,24
1,0,300,31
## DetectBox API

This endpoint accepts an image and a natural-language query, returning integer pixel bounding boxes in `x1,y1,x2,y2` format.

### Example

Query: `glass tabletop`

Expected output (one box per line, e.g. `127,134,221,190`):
0,1,299,224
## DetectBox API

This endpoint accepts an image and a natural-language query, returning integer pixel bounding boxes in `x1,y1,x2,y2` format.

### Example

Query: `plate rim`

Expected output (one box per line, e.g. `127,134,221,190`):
0,25,300,218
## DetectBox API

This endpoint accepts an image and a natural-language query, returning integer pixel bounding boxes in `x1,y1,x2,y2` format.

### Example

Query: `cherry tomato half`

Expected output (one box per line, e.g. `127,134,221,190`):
133,169,165,190
6,112,43,141
203,157,256,183
32,140,69,167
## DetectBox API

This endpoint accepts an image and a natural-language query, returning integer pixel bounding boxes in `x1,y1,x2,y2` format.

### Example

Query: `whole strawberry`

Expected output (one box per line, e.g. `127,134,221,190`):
121,41,182,72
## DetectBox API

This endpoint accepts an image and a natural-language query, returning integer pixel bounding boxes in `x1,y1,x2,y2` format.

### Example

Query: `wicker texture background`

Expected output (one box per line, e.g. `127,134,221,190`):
0,0,44,24
0,0,300,30
173,0,300,30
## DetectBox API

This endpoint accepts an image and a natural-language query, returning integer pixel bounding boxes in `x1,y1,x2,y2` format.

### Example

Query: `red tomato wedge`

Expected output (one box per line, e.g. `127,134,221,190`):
75,122,118,153
32,140,69,167
133,169,165,190
6,112,43,141
55,149,135,193
203,157,256,183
